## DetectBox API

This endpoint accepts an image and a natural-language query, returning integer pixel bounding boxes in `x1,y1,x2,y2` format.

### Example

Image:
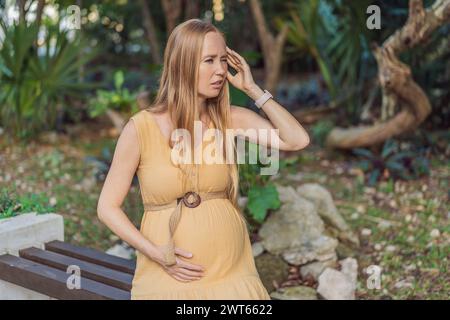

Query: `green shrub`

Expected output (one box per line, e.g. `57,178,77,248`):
352,139,430,186
0,20,97,139
311,119,334,146
238,141,281,223
0,188,54,219
88,70,143,118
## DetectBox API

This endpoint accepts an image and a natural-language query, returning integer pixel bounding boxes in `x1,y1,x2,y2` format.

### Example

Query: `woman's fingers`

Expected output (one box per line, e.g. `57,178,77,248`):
174,247,193,259
227,70,235,82
226,47,241,66
227,55,241,71
166,267,202,282
171,269,202,282
177,272,200,281
227,47,246,66
227,50,241,67
172,274,194,282
178,267,204,278
177,259,205,272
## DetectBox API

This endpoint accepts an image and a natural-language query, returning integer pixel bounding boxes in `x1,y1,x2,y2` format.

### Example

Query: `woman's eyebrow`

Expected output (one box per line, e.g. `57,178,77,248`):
203,54,227,59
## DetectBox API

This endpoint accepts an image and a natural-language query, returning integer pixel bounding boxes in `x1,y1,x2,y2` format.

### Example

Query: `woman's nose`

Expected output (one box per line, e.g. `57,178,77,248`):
216,61,226,75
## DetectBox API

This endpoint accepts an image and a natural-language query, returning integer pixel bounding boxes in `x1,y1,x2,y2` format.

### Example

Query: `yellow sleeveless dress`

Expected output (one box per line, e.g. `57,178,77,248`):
129,109,270,300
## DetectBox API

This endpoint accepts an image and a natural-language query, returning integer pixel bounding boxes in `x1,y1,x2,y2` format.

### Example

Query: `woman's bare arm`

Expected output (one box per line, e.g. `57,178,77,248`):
230,99,310,151
226,47,310,151
96,120,159,260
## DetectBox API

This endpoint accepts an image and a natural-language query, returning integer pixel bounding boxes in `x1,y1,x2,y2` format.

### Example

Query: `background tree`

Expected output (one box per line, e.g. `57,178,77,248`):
325,0,450,150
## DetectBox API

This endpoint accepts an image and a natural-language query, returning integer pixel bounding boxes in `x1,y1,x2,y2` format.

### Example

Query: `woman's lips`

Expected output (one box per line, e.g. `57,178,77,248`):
211,81,223,89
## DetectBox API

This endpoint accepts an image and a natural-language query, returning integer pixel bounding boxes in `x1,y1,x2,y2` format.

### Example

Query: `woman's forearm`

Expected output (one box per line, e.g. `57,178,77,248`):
97,206,158,261
245,84,310,148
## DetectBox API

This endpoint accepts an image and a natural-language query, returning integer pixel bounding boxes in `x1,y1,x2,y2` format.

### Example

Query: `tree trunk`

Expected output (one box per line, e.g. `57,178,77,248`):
35,0,45,27
325,0,450,150
139,0,163,65
161,0,182,35
248,0,288,94
184,0,200,20
17,0,26,24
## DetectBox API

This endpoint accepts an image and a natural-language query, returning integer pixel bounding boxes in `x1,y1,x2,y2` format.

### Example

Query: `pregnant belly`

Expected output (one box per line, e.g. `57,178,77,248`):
171,199,249,276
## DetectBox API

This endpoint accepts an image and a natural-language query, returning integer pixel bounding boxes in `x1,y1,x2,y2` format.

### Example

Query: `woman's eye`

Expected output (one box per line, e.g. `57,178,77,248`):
204,58,226,64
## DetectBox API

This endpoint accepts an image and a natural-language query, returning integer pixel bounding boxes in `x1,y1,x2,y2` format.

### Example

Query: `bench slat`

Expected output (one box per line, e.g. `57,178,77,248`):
0,255,130,300
45,240,136,275
19,247,133,291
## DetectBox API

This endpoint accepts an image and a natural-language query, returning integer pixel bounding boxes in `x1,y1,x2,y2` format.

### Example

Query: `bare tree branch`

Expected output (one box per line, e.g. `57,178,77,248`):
325,0,450,150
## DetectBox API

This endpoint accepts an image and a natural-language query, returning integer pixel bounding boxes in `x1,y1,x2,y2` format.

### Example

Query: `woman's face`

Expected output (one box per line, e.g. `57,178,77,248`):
198,31,227,100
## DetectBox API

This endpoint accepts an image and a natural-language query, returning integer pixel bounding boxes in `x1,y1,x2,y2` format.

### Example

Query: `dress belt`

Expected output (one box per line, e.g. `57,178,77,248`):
143,190,228,266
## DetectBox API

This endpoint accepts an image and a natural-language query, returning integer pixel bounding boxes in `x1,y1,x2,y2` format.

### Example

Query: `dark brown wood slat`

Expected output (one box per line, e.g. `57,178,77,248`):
19,247,133,291
0,255,131,300
45,240,136,275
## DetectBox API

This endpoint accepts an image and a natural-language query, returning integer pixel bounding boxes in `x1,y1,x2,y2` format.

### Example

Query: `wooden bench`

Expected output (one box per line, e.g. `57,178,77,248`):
0,240,136,300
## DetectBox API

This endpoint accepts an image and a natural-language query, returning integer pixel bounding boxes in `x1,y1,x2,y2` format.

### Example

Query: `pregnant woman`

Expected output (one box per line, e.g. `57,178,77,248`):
97,19,310,300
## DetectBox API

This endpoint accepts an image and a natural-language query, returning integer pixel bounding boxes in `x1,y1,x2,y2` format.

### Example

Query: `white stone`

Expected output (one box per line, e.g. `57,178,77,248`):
430,229,440,238
285,173,304,182
356,205,366,214
335,167,344,175
0,212,64,256
317,268,355,300
296,183,353,234
339,257,358,285
378,220,392,230
49,197,57,206
270,285,317,300
385,245,397,252
361,228,371,236
300,258,337,280
281,235,338,266
394,278,414,289
405,264,416,271
252,241,264,257
237,196,248,211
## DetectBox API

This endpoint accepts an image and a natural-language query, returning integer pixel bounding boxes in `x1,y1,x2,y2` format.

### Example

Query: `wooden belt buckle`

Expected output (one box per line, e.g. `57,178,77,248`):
182,191,201,208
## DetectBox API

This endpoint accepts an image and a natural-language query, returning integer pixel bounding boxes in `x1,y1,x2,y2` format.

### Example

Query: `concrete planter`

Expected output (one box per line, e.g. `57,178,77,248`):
0,212,64,299
0,212,64,256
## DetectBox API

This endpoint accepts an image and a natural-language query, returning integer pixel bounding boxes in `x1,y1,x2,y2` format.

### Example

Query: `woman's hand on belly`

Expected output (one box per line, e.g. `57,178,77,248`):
153,245,206,282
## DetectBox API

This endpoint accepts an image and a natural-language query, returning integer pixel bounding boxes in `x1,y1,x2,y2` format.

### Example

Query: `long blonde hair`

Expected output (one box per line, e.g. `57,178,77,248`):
145,19,245,225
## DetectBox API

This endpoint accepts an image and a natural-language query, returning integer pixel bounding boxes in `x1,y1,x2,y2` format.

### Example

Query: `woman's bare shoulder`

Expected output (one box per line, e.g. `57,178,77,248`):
229,104,250,128
120,120,140,149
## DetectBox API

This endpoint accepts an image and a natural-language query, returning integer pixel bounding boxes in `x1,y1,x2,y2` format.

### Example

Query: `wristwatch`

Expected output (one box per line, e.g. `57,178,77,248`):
254,89,273,109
